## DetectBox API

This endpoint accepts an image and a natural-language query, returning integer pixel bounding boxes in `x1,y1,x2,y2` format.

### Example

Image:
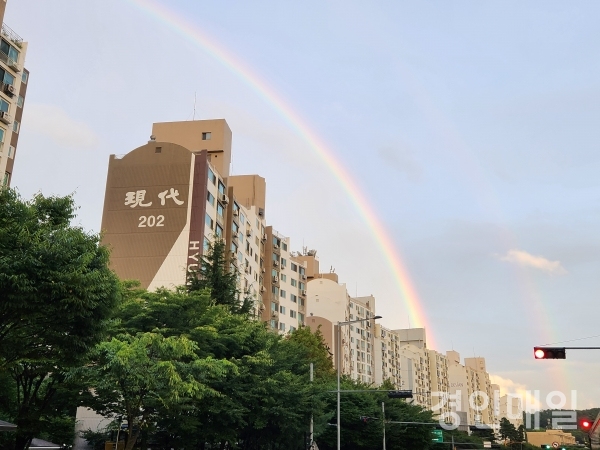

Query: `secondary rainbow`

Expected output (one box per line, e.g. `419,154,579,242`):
127,0,435,348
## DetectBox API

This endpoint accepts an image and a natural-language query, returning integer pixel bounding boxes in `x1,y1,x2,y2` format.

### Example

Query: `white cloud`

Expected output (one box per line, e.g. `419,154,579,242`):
498,249,567,274
489,374,542,412
24,103,99,149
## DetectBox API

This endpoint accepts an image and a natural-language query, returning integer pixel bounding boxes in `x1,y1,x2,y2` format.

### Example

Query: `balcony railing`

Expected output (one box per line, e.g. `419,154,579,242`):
1,24,23,48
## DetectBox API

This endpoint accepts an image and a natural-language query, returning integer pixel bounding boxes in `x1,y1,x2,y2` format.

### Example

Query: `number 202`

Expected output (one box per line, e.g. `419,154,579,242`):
138,215,165,227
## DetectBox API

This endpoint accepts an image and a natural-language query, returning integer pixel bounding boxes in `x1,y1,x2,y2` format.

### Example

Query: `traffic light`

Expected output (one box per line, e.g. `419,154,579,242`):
388,390,413,399
579,417,592,432
533,347,566,359
540,445,550,449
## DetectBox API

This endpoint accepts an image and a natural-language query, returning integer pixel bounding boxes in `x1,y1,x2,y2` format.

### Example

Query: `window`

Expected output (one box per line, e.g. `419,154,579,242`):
290,310,297,319
216,202,224,218
208,168,216,185
0,98,8,113
270,320,277,328
1,70,14,86
299,267,305,276
282,242,288,251
218,181,226,196
289,326,296,332
204,237,210,252
0,39,19,64
279,322,286,332
349,303,354,309
299,282,305,291
233,202,240,215
230,242,238,254
8,145,14,158
272,253,278,262
272,286,279,296
291,279,297,287
240,213,245,225
298,313,304,323
205,213,213,230
2,172,9,186
299,297,305,307
202,132,211,140
291,263,298,272
280,274,286,282
207,191,215,206
215,224,223,238
21,71,28,84
0,128,4,144
280,290,286,299
279,305,286,314
281,258,287,268
232,221,239,234
290,294,297,303
17,96,23,108
272,269,278,278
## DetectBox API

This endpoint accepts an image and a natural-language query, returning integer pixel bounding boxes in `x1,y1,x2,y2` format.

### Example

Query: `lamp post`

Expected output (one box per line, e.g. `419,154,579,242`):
337,315,382,450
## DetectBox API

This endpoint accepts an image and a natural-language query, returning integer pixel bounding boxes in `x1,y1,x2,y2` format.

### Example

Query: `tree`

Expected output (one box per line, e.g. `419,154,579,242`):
82,332,236,450
187,239,253,314
0,189,120,450
500,417,518,442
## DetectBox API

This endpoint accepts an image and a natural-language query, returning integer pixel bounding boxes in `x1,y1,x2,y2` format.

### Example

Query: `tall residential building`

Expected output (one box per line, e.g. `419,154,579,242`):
0,0,28,187
447,351,496,427
261,227,307,333
100,120,266,310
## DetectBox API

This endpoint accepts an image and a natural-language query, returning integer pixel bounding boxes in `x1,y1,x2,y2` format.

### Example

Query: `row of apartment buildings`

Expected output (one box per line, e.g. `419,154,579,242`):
0,0,29,187
99,118,522,432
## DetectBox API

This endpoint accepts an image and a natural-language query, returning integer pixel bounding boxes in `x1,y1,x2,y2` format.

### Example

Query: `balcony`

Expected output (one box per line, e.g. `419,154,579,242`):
1,24,23,48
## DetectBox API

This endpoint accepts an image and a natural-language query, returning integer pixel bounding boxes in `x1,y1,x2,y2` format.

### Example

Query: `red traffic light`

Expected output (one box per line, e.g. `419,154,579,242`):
580,418,592,431
533,347,566,359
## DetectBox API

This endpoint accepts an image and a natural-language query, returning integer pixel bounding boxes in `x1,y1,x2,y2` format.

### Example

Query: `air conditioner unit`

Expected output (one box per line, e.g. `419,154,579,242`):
0,111,11,124
273,244,279,249
261,268,266,273
219,194,229,204
245,268,250,274
258,208,265,217
272,276,279,283
261,234,267,241
271,311,277,318
2,83,14,96
246,230,252,237
7,58,19,72
273,261,279,267
232,234,238,241
260,286,266,293
301,274,306,280
233,210,239,216
301,290,307,296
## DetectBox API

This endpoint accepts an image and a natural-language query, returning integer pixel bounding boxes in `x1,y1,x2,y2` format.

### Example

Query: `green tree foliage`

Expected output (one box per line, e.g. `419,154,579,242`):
0,189,120,450
499,417,518,442
187,238,253,314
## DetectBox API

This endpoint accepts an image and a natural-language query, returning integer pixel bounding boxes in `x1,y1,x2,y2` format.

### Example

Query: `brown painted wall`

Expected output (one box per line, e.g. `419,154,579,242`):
152,120,232,178
0,1,7,26
101,142,194,288
228,174,266,212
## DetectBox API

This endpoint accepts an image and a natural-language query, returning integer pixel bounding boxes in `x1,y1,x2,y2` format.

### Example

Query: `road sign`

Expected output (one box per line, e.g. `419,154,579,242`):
552,442,559,448
431,429,443,443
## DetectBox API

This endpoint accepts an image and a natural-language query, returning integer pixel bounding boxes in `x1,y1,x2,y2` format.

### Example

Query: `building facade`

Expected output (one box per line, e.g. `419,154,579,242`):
0,0,28,187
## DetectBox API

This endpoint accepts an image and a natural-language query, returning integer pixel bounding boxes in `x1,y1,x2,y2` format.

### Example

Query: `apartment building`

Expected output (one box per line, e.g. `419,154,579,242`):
261,227,308,333
348,296,376,384
0,0,28,187
100,120,266,309
428,349,451,419
447,352,496,427
374,325,402,389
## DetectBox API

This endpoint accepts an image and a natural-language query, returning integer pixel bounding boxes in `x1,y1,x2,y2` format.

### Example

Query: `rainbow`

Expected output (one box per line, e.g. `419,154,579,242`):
126,0,435,348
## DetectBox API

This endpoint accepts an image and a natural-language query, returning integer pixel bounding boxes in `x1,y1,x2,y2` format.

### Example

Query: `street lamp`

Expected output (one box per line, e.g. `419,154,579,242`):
337,315,382,450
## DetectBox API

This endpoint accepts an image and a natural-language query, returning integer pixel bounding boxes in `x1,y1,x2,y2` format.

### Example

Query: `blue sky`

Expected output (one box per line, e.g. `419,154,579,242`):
9,0,600,405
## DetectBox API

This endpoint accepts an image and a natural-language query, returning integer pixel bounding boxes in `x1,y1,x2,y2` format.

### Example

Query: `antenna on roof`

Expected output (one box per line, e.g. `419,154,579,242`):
192,92,197,120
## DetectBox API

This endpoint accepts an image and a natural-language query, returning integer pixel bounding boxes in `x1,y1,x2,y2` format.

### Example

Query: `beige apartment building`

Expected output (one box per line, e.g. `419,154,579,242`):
447,352,497,427
0,0,29,187
261,227,308,333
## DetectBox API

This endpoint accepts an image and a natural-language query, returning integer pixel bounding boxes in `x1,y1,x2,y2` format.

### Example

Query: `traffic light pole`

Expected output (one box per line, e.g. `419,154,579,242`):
382,402,386,450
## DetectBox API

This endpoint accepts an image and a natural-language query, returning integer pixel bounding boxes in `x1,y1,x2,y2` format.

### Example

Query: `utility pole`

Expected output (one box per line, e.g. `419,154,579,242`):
310,362,314,450
382,402,386,450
